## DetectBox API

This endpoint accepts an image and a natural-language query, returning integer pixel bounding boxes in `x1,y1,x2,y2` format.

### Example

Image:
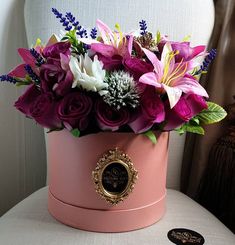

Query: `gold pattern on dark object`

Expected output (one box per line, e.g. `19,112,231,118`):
171,231,202,244
92,148,138,205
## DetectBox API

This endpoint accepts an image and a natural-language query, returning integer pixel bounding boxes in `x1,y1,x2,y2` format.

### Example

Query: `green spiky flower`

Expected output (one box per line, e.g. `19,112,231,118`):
102,71,140,110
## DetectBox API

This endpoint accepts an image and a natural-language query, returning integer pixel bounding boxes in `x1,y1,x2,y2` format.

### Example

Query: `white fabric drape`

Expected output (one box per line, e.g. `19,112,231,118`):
0,0,46,216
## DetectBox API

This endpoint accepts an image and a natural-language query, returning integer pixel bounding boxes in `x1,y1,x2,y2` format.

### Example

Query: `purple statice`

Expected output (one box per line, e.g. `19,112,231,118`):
0,75,17,84
30,48,45,66
139,20,147,35
24,65,40,84
90,27,97,39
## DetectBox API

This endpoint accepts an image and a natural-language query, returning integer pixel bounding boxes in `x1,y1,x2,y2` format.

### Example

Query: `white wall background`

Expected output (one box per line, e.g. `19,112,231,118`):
0,0,46,216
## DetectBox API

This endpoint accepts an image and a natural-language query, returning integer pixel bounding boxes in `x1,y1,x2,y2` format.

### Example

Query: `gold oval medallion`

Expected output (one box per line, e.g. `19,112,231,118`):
92,148,138,205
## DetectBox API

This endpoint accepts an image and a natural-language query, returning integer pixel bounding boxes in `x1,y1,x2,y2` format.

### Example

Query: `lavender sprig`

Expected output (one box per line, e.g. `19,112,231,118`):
201,49,217,71
90,27,97,39
30,48,45,66
24,65,40,84
52,8,88,38
52,8,73,31
195,49,217,75
0,75,18,84
65,12,79,27
139,20,147,35
77,28,88,38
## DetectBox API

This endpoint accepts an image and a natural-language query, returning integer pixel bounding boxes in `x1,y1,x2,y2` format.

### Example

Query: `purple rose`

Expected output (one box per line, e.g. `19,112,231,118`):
129,87,165,133
58,92,93,131
164,94,208,130
95,100,130,131
29,92,62,129
14,84,41,117
40,55,73,97
43,42,71,59
123,57,153,80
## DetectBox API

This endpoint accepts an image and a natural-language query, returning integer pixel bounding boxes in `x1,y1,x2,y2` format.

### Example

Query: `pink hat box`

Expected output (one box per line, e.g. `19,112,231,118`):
48,129,169,232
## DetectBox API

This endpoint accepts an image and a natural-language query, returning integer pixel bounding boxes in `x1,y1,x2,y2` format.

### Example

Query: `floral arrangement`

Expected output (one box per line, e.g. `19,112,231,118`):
0,8,227,143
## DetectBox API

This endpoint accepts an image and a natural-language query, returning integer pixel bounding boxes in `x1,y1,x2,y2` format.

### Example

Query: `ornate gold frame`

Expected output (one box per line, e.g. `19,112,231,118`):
92,148,138,205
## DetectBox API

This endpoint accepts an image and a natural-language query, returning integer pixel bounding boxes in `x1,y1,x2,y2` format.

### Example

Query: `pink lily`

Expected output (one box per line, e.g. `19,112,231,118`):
80,20,133,64
139,42,208,108
8,35,59,78
8,48,37,78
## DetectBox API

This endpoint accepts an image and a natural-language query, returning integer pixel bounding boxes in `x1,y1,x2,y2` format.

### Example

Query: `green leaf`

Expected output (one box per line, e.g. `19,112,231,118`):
190,117,200,125
176,124,205,135
143,130,157,144
198,102,227,124
70,128,80,137
175,127,185,135
15,78,32,86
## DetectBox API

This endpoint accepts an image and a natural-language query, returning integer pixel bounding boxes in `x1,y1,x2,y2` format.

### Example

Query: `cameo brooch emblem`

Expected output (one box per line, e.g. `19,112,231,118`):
92,148,138,205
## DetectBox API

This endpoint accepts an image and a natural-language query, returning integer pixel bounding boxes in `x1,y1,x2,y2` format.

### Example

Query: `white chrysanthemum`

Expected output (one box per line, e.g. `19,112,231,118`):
69,54,108,94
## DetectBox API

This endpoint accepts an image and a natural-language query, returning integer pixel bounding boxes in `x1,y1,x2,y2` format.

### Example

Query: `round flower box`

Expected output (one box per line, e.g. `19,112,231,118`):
47,129,169,232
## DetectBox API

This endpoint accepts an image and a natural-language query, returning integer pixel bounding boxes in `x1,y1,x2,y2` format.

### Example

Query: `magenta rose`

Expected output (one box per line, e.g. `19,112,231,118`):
95,100,130,131
164,94,208,130
129,87,165,133
58,92,93,131
29,92,62,129
123,57,153,80
14,84,41,117
40,55,73,97
43,42,71,59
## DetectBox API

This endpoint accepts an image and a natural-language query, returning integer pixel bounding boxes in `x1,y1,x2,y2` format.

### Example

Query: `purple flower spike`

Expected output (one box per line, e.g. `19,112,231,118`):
52,8,73,32
29,48,45,66
24,65,40,84
195,49,216,75
139,20,147,35
0,75,17,84
90,27,97,39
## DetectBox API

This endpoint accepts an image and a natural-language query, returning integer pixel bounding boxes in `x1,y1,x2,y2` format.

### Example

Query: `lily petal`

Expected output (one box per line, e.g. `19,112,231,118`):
18,48,36,65
91,43,116,57
175,76,209,98
142,48,163,79
162,84,182,108
139,72,162,88
78,38,100,45
8,64,27,78
60,53,70,71
45,34,59,47
96,19,114,44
